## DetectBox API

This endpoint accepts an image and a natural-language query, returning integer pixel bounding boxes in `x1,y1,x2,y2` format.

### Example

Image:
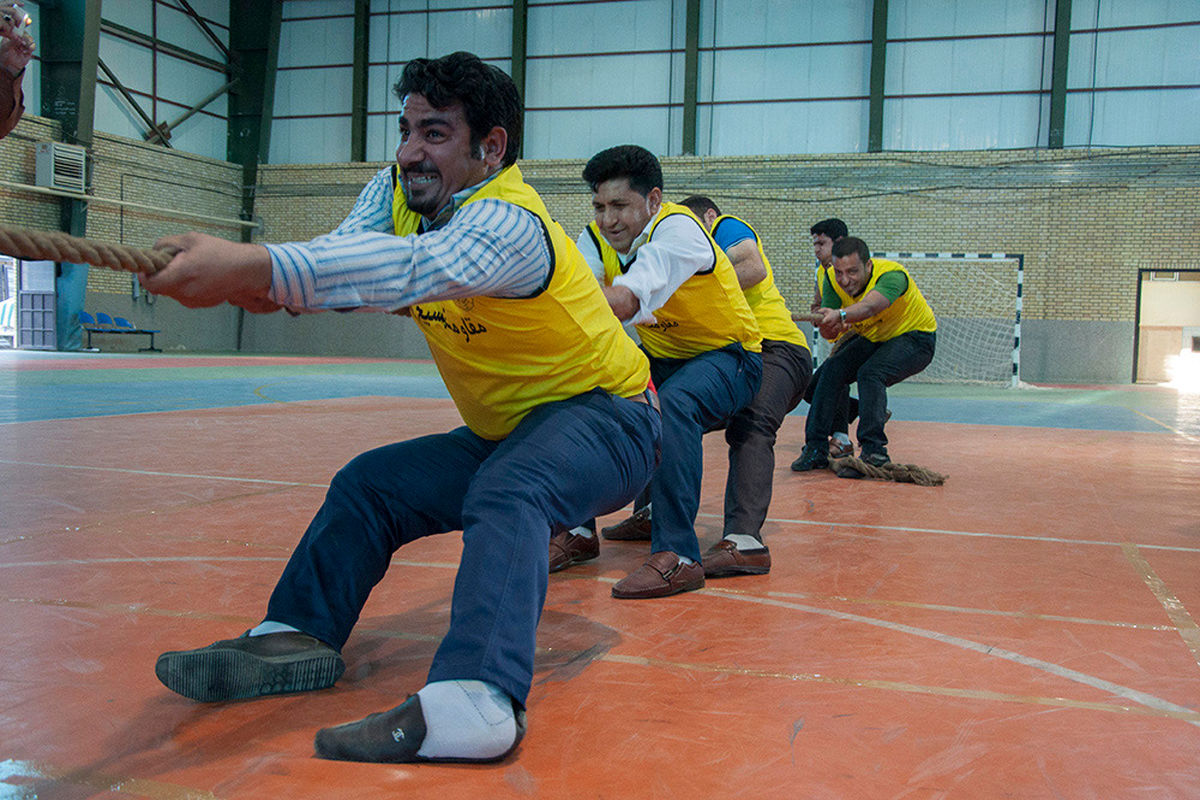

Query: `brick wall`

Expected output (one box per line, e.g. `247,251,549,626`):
6,111,1197,376
258,147,1200,327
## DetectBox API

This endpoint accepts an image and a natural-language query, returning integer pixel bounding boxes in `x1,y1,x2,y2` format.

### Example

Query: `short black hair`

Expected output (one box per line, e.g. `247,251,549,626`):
394,51,523,167
832,236,870,264
582,145,663,196
679,195,720,218
810,218,849,240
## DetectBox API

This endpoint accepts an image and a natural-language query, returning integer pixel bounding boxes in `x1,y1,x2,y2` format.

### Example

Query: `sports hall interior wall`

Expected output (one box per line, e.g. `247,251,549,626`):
3,116,1197,383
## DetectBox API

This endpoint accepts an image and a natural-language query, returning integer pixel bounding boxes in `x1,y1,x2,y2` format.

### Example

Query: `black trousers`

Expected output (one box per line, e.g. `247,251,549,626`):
804,330,935,457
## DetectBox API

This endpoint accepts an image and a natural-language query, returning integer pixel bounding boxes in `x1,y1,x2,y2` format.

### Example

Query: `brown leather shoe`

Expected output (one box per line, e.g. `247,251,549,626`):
612,551,704,599
549,527,599,572
600,505,651,540
702,539,771,578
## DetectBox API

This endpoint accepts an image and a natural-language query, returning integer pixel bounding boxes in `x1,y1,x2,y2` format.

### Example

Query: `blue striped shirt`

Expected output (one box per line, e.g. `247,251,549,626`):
265,167,552,311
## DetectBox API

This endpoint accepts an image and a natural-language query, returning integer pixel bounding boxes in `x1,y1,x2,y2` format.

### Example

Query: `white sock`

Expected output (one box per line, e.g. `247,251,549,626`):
832,432,852,446
677,555,696,565
723,534,765,551
568,524,594,539
416,679,517,760
248,620,300,637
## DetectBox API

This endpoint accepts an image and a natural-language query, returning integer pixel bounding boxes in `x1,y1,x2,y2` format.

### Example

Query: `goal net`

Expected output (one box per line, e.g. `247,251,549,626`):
870,252,1022,386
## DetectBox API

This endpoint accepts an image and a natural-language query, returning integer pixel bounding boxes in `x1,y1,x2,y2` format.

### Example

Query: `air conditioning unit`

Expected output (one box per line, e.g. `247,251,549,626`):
35,142,88,193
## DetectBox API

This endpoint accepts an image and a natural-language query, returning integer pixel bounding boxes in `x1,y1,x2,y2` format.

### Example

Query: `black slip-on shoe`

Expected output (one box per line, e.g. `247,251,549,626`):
314,694,526,764
155,631,344,703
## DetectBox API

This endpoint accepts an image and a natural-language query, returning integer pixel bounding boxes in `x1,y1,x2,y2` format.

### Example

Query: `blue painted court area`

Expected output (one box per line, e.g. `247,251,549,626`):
0,352,449,425
1,350,1197,435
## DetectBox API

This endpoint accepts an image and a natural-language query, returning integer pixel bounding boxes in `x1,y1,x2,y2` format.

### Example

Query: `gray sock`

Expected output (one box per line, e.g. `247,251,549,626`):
247,620,300,637
723,534,765,551
415,680,517,760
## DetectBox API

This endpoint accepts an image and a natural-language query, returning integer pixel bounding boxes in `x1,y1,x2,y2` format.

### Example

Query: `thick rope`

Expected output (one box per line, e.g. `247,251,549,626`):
830,455,947,486
791,311,822,325
0,224,173,274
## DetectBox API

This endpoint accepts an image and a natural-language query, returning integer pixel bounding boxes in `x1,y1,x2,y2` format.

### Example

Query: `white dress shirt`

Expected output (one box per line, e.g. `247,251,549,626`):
576,212,716,326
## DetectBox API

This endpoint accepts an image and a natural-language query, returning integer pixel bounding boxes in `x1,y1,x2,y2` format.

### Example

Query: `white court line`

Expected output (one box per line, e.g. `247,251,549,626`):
0,458,327,488
699,512,1200,554
4,453,1197,555
7,558,1196,725
5,458,1197,554
705,588,1200,726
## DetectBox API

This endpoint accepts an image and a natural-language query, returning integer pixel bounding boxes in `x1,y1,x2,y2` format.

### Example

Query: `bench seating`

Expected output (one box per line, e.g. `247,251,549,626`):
78,311,162,352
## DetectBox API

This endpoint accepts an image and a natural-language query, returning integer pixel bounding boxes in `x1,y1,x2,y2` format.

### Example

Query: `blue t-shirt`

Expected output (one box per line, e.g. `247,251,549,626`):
711,217,756,253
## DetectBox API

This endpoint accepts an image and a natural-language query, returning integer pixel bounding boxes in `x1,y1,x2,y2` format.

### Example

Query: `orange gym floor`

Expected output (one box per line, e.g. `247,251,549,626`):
2,352,1198,799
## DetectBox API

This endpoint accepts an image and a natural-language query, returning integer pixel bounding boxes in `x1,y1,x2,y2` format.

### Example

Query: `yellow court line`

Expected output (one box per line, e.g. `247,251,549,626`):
1128,406,1200,441
1122,543,1200,671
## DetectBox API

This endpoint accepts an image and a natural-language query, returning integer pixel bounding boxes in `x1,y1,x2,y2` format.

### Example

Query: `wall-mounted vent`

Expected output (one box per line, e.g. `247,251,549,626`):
34,142,87,193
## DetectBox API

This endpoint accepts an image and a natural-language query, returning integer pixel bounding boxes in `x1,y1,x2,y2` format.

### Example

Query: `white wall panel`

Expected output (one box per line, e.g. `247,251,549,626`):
1065,89,1200,147
705,44,868,101
1066,3,1199,147
525,53,674,107
886,94,1048,150
279,16,355,67
1068,26,1199,88
284,0,355,19
99,33,155,94
887,37,1049,94
697,0,870,156
703,0,870,47
274,66,354,116
426,8,511,57
167,111,228,160
96,85,150,141
156,3,226,62
184,0,230,26
524,108,673,160
271,117,353,163
369,11,431,63
528,0,674,55
888,0,1049,37
157,54,227,111
103,3,153,34
366,64,403,113
372,0,504,10
366,115,398,161
1072,0,1198,28
705,99,867,155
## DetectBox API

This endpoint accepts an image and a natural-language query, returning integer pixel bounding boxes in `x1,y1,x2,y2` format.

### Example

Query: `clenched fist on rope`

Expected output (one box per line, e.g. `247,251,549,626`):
141,232,282,313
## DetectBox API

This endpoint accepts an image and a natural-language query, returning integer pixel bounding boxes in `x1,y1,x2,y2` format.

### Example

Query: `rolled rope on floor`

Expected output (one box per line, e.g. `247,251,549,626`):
0,224,173,274
830,455,947,486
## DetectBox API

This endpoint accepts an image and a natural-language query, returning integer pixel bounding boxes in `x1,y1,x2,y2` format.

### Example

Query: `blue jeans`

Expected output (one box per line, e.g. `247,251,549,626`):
645,343,762,562
264,389,661,706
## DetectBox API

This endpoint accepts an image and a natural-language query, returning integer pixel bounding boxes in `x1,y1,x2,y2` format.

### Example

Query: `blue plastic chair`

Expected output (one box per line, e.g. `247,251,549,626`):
95,312,115,326
78,311,96,325
116,316,160,333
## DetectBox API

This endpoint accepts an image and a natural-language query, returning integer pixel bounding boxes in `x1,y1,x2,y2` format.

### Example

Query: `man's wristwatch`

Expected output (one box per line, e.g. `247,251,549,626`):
839,309,847,323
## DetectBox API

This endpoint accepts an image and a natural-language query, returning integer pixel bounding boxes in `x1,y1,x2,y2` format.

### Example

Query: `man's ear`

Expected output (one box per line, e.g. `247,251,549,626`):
646,186,663,216
479,126,508,167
